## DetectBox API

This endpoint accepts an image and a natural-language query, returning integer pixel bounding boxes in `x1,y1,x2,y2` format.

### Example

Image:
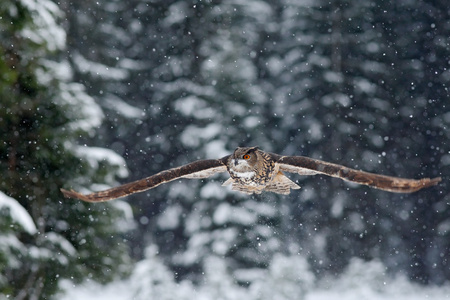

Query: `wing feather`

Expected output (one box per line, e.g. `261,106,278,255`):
61,157,229,202
277,155,441,193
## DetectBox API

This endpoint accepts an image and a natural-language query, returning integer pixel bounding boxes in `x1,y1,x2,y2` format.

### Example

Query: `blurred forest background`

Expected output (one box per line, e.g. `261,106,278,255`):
0,0,449,299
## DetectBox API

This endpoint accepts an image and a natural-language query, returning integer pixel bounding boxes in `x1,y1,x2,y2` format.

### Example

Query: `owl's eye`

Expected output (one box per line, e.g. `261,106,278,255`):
243,154,250,160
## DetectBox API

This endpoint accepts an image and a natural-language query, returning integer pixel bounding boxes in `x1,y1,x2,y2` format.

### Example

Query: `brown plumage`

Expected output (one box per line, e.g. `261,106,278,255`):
61,146,441,202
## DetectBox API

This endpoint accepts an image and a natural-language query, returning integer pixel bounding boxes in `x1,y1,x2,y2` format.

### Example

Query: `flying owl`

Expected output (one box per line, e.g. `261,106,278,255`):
61,146,441,202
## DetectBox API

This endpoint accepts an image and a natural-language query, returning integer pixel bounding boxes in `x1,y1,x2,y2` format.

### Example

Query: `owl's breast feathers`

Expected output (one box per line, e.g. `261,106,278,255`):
223,150,300,195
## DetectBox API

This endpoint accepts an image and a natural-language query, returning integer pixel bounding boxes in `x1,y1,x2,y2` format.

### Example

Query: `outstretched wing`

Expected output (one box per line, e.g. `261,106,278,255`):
275,155,441,193
61,157,229,202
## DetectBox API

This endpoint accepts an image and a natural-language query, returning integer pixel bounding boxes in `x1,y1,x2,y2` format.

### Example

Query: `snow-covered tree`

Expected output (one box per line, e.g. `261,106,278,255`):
268,0,446,283
142,0,292,280
249,254,315,300
0,192,38,295
0,0,132,298
369,1,449,283
129,246,315,300
63,0,291,280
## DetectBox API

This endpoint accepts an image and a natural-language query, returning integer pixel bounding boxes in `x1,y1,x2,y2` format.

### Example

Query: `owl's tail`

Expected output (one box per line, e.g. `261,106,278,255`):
264,172,301,195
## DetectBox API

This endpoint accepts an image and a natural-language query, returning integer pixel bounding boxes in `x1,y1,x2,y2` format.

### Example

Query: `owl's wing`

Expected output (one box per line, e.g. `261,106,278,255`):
276,155,441,193
61,157,230,202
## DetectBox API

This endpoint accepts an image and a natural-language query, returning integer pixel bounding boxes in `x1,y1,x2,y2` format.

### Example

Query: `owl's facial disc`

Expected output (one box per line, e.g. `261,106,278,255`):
230,159,255,179
230,158,253,173
230,147,257,173
232,158,249,167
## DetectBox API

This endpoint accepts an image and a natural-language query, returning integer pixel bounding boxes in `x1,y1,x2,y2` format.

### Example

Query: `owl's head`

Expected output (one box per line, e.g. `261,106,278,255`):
231,146,259,170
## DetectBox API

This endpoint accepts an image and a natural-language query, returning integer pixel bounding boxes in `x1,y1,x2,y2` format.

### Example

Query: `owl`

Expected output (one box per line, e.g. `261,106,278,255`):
61,146,441,202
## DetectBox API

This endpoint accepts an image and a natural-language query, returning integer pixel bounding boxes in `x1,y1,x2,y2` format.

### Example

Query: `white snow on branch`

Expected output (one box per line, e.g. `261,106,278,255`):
157,205,182,230
36,59,73,84
58,83,104,133
156,79,216,98
180,124,222,148
0,234,27,270
117,58,151,71
74,146,129,179
0,191,37,234
162,2,189,26
174,96,215,120
104,95,145,119
72,51,129,80
110,200,135,232
213,203,257,226
30,232,77,265
20,0,66,51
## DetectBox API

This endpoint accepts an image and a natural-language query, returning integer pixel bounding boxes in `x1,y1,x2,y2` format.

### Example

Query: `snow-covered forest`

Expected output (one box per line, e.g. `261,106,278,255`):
1,0,449,299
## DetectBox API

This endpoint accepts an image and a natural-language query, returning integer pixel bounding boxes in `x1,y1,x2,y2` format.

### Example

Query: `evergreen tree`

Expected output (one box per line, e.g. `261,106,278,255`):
266,0,390,276
370,0,449,283
61,0,288,281
142,0,291,280
270,0,447,283
0,1,132,298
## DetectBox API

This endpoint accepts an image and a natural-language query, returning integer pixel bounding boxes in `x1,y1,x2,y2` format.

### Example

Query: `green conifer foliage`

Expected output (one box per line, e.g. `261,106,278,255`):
0,1,132,298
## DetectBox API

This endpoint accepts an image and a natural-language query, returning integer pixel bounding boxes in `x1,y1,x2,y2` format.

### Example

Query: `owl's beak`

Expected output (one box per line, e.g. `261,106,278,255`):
233,159,238,166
